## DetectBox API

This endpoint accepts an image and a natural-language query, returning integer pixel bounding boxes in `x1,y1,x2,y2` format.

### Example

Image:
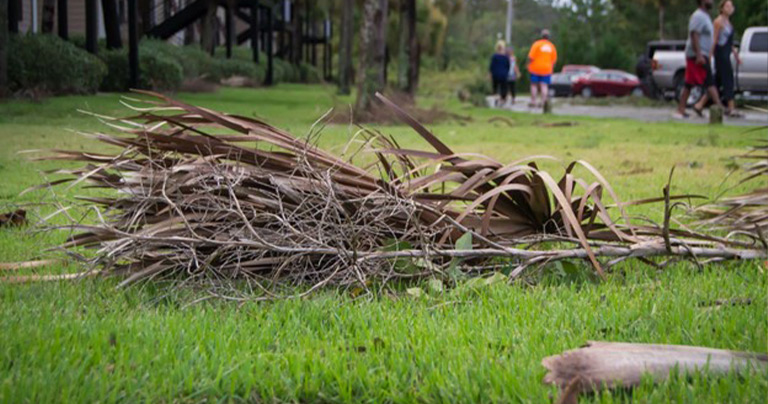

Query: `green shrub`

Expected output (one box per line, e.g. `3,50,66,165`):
99,46,183,92
212,59,265,83
8,34,107,95
142,41,218,80
461,71,493,106
98,50,131,92
298,63,323,84
273,59,300,83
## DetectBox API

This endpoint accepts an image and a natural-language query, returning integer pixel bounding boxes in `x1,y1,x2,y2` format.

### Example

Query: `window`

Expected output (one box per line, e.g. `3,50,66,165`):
749,32,768,53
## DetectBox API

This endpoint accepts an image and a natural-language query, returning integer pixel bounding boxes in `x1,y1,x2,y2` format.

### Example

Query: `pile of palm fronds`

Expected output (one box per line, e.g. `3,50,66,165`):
29,92,767,294
697,139,768,240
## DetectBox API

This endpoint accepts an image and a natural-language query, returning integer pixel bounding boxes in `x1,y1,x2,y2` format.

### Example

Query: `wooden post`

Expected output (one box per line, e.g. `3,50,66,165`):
102,0,122,49
225,0,234,58
264,7,273,86
8,0,19,33
543,99,552,114
710,105,723,124
128,0,139,89
85,0,98,54
1,0,8,98
57,0,67,39
251,1,259,63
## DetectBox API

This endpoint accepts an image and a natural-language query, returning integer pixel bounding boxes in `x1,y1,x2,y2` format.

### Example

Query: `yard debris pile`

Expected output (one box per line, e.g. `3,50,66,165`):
697,140,768,236
30,91,768,292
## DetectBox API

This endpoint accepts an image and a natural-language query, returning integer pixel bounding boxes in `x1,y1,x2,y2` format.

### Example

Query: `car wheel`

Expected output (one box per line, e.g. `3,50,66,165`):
631,87,643,97
581,87,593,98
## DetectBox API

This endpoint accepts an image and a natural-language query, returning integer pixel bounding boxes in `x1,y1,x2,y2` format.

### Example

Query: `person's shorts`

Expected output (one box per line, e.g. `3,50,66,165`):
530,74,552,85
684,58,713,88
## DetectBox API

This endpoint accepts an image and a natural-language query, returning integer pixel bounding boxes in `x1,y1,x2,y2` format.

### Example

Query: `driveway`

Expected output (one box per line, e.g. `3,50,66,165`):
487,95,768,127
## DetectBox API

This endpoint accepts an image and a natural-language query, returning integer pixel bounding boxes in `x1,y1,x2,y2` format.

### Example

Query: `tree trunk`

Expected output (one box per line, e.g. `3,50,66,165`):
397,0,417,95
0,0,8,98
291,0,303,64
337,0,354,95
201,0,218,55
354,0,388,113
102,0,123,49
138,0,153,33
658,3,665,40
42,0,56,33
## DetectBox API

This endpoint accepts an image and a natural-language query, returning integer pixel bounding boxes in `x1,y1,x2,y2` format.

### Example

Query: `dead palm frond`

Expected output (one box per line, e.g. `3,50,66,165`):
25,91,766,293
697,137,768,238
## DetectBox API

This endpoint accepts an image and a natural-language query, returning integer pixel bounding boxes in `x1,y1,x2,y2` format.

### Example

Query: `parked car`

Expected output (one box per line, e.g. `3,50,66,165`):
562,65,601,74
636,40,686,98
651,26,768,104
551,71,589,97
572,70,643,98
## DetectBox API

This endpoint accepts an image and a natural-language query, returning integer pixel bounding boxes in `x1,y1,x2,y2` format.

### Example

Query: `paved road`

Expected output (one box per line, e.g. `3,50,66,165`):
486,95,768,127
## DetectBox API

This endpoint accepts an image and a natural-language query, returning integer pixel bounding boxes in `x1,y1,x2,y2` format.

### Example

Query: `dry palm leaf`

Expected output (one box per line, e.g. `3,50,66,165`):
23,91,767,293
543,341,768,404
697,138,768,239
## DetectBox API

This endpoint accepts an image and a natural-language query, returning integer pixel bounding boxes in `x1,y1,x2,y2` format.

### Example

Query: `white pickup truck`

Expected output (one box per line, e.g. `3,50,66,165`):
651,26,768,103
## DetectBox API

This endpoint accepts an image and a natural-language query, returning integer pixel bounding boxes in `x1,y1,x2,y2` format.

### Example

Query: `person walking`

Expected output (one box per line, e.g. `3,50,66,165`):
506,47,522,105
527,29,557,108
675,0,724,119
712,0,742,117
489,41,511,107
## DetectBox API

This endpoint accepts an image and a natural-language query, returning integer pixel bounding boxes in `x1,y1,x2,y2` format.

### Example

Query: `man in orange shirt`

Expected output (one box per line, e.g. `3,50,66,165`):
527,29,558,108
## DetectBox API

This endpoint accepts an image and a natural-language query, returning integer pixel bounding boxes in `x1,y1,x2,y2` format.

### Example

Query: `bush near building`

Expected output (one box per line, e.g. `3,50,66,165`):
8,34,106,95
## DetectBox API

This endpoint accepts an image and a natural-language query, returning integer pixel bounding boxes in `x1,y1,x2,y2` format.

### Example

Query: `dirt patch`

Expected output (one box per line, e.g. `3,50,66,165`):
179,77,220,93
329,91,472,125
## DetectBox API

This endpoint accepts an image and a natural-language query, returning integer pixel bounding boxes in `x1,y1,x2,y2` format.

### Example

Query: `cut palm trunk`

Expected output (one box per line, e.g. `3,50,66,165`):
543,341,768,404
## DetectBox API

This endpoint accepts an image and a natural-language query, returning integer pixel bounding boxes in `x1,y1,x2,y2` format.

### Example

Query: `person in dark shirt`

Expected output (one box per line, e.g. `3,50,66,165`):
489,41,511,107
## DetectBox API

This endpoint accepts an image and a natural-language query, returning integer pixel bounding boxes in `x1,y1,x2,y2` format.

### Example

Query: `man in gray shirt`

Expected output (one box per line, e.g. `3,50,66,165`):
676,0,723,119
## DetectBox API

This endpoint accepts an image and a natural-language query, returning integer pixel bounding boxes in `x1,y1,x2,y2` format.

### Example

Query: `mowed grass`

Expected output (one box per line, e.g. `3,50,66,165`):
0,84,767,403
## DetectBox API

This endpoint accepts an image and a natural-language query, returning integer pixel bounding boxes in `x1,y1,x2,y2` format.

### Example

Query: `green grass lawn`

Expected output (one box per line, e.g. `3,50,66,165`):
0,85,766,403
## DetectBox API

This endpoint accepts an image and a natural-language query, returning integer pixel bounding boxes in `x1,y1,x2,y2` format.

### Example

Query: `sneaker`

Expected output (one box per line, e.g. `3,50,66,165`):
672,111,690,120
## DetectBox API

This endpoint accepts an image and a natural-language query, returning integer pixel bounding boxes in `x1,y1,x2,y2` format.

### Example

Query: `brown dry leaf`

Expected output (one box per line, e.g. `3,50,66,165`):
0,259,61,271
0,209,27,227
543,341,768,402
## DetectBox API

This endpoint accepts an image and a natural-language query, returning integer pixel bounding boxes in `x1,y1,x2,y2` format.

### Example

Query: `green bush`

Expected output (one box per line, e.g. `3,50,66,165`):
212,59,265,83
298,63,323,84
273,59,301,83
99,46,183,92
8,34,107,95
143,41,218,80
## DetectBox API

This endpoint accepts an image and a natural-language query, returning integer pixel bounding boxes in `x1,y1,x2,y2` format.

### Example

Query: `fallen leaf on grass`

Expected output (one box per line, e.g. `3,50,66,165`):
538,121,578,128
0,209,26,227
488,116,516,127
697,297,752,308
0,259,61,271
1,271,99,283
543,341,767,404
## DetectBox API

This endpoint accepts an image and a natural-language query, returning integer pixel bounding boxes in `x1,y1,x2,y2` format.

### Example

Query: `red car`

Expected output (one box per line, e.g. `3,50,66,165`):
572,70,643,98
561,64,601,75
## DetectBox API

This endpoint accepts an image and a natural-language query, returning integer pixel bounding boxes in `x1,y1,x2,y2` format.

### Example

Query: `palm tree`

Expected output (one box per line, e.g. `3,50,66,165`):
355,0,388,113
397,0,417,95
338,0,355,94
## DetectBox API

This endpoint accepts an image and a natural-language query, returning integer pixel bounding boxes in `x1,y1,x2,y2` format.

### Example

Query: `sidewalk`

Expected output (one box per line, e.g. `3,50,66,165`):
486,95,768,127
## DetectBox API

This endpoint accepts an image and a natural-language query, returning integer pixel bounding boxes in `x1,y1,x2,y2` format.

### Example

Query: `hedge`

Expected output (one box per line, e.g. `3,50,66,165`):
8,34,107,95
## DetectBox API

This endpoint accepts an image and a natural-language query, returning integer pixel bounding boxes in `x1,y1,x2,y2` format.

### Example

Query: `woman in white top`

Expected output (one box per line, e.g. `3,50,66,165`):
506,47,522,105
